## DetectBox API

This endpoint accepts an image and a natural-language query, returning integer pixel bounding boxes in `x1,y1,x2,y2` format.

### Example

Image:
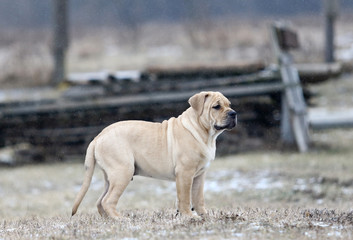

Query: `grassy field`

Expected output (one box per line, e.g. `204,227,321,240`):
1,125,353,239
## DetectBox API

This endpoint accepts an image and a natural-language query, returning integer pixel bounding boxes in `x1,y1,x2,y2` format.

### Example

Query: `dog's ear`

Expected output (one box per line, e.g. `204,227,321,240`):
188,92,209,115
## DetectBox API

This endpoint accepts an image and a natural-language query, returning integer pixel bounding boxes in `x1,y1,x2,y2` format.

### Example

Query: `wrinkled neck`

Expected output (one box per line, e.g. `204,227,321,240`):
179,108,222,146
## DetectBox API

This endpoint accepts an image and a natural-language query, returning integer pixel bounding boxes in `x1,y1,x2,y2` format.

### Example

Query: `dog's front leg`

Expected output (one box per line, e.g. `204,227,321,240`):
176,170,194,216
192,172,207,216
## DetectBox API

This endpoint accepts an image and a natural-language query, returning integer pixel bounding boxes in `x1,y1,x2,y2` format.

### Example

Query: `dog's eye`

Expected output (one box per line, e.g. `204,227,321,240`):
213,105,221,110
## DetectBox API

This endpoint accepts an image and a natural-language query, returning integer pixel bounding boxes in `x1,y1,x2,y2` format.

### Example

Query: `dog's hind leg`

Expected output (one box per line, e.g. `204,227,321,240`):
101,164,134,219
96,170,109,217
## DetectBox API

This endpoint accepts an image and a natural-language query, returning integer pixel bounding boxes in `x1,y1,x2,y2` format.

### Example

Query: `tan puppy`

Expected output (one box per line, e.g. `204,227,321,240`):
71,91,237,219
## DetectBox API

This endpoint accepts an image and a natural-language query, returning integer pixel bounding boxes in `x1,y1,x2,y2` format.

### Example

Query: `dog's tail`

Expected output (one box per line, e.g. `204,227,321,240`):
71,140,96,216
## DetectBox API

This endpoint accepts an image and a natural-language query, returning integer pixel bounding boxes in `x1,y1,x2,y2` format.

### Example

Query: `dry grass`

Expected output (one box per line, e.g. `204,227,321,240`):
2,208,353,239
1,126,353,239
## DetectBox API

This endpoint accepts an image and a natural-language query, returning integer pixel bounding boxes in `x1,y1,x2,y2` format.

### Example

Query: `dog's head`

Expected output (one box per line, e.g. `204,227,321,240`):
188,91,237,132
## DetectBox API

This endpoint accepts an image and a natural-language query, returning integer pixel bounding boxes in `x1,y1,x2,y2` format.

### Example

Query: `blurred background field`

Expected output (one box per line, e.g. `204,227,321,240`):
0,1,352,88
1,1,353,239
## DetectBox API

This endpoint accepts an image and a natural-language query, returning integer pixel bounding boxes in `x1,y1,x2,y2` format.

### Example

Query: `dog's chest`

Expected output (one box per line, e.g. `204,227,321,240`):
195,146,215,175
203,148,215,166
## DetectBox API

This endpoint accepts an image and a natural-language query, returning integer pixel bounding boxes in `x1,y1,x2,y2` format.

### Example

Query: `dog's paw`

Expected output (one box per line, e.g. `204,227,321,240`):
191,214,204,221
192,207,207,217
176,209,203,219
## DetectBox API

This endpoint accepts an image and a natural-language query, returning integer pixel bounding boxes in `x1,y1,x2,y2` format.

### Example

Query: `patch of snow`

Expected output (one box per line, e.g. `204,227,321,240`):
232,232,243,237
316,199,324,205
255,178,272,190
342,188,353,195
205,170,283,193
327,231,342,237
313,222,330,228
247,222,263,231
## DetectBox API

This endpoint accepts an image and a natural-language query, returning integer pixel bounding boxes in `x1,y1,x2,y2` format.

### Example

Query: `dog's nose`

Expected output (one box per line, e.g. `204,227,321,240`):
228,110,237,118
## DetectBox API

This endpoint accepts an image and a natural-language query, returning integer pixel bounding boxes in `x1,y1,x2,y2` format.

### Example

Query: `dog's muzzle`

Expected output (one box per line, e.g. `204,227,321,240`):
226,110,237,129
214,110,237,130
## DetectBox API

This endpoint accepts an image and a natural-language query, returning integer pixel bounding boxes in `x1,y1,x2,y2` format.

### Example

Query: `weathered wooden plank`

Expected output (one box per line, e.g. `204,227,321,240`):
0,83,284,117
67,71,110,83
275,27,300,50
309,108,353,130
272,22,310,152
0,87,59,106
65,64,337,87
105,70,279,97
67,70,141,84
0,69,280,107
310,117,353,130
280,56,310,152
296,63,341,83
24,126,105,138
143,61,266,80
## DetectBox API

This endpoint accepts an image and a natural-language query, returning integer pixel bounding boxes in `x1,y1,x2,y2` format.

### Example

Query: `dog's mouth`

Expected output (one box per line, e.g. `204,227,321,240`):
214,116,237,131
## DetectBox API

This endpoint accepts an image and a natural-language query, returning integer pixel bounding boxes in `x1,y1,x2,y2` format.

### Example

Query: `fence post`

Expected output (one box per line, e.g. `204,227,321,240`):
52,0,69,85
271,22,310,152
324,0,340,63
